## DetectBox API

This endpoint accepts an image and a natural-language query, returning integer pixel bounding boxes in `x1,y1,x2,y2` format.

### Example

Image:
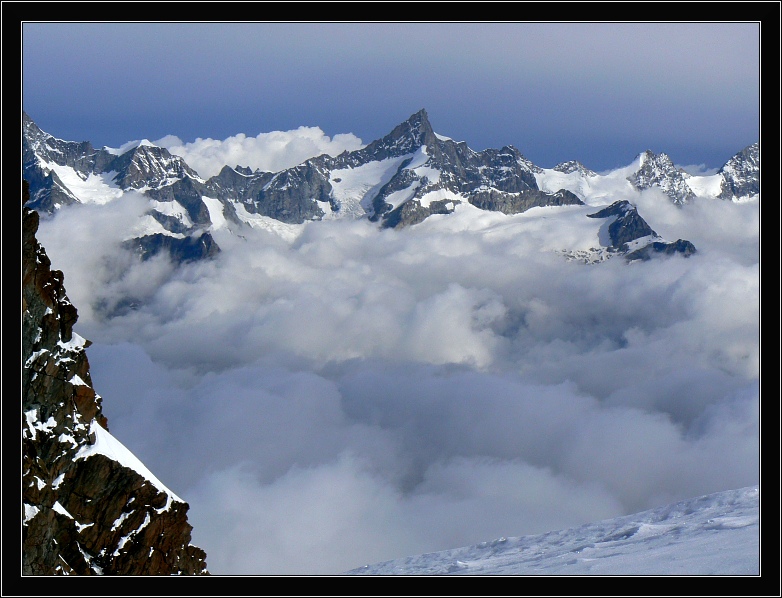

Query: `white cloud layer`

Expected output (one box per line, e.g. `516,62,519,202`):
36,193,759,575
155,127,364,179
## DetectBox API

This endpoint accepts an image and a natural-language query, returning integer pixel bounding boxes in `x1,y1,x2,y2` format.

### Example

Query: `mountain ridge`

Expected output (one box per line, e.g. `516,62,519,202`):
22,109,758,265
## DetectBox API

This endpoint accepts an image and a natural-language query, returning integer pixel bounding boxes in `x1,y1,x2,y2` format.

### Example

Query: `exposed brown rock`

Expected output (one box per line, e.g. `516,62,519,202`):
22,179,208,575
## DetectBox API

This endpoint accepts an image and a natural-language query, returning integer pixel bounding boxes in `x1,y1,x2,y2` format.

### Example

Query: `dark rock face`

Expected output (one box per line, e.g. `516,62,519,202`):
208,165,274,203
718,142,759,200
246,160,330,223
469,188,583,216
122,232,221,263
628,150,696,205
22,180,208,576
145,177,214,227
587,200,696,260
382,198,459,228
587,200,657,249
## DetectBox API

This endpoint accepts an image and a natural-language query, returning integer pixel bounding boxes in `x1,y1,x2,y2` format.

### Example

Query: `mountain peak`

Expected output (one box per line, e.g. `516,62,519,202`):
389,108,436,148
638,149,657,166
629,150,694,205
553,160,596,176
353,109,439,163
407,107,430,128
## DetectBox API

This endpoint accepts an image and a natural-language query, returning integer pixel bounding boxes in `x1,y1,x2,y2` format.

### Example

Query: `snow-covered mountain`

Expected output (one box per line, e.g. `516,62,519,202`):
345,485,759,575
23,108,752,266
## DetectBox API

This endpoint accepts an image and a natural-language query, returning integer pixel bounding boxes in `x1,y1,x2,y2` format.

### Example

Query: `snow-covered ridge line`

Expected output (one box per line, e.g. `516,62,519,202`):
104,139,157,156
75,421,184,505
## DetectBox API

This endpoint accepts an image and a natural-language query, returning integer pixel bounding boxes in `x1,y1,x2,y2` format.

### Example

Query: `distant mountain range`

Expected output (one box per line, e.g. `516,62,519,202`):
22,109,759,264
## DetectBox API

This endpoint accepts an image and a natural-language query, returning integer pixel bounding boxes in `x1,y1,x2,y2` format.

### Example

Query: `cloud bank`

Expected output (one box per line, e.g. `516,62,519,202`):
36,193,759,575
155,127,364,178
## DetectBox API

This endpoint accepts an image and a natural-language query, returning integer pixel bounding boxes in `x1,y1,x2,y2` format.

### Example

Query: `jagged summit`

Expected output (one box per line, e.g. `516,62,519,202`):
347,108,439,163
107,143,202,190
628,149,695,205
392,108,437,147
23,110,45,141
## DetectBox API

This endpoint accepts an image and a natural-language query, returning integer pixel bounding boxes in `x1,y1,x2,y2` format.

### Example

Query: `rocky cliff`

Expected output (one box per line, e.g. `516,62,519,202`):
22,179,208,575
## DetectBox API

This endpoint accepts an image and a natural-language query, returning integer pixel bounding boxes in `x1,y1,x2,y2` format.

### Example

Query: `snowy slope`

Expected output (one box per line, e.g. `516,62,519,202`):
345,486,759,575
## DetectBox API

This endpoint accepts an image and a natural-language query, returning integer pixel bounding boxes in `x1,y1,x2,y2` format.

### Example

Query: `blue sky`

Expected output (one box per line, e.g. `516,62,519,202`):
22,22,759,172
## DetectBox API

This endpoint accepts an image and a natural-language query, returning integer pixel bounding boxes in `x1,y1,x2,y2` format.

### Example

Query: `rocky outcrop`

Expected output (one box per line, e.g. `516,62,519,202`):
382,197,458,228
22,179,208,575
587,200,657,249
586,200,696,261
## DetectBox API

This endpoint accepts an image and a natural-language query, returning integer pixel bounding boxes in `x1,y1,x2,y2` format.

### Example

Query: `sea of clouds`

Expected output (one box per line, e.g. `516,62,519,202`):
35,136,759,575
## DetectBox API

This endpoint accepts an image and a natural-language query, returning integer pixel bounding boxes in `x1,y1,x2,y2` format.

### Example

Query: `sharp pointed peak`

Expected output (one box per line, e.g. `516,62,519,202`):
371,108,438,154
408,107,429,120
402,108,434,134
